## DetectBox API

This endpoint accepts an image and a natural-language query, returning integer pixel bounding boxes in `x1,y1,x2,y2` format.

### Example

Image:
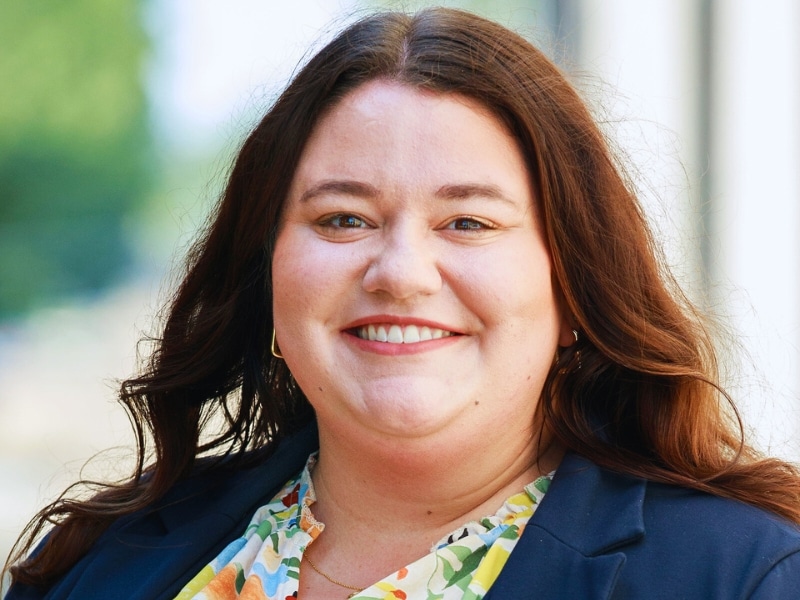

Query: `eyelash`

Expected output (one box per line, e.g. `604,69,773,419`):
318,214,369,229
316,213,496,232
445,216,494,231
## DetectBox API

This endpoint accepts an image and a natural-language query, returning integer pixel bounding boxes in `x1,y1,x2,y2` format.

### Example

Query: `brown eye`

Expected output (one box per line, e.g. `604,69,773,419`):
325,214,366,228
448,217,490,231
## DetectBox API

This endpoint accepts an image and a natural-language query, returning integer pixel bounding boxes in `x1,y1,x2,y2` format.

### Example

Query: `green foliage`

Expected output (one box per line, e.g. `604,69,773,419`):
0,0,153,318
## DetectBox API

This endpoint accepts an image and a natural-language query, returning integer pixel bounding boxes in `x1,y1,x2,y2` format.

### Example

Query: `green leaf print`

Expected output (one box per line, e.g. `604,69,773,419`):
534,477,551,494
497,524,520,541
461,587,483,600
447,544,475,562
284,556,301,568
442,558,455,581
234,564,246,593
440,544,474,581
254,519,274,540
447,548,487,586
284,555,301,580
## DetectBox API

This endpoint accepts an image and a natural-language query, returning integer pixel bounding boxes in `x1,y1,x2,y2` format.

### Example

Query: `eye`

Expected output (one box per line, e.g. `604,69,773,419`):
320,213,368,228
446,216,494,231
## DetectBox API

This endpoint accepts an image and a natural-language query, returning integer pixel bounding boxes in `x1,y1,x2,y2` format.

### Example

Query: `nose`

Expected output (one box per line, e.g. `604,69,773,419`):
362,224,442,300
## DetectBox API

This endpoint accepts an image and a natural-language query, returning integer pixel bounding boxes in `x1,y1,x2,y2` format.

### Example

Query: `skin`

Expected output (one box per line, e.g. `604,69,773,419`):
272,80,575,597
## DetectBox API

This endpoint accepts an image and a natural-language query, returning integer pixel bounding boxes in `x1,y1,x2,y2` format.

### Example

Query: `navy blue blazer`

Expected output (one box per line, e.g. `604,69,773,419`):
7,424,800,599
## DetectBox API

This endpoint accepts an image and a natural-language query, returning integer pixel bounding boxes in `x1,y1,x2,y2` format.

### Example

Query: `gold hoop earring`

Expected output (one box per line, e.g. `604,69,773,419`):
271,329,284,359
555,329,583,374
572,329,582,370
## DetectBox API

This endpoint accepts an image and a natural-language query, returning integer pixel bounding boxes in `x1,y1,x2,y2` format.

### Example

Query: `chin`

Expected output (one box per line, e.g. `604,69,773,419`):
355,389,468,439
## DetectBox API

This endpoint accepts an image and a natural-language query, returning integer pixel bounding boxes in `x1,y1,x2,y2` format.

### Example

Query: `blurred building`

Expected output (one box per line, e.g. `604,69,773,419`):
563,0,800,455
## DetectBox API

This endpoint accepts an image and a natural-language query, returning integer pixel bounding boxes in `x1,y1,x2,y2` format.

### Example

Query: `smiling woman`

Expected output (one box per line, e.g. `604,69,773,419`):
274,82,570,449
5,7,800,600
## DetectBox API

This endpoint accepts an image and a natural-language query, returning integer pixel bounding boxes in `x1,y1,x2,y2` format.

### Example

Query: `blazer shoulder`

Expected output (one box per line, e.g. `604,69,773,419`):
620,478,800,598
4,422,319,600
642,479,800,555
524,453,800,599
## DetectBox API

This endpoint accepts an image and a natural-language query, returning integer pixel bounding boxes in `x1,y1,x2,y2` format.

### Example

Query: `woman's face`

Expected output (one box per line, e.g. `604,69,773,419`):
273,80,573,442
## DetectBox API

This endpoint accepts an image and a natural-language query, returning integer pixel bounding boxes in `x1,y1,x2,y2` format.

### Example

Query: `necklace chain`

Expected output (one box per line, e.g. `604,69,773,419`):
303,549,365,597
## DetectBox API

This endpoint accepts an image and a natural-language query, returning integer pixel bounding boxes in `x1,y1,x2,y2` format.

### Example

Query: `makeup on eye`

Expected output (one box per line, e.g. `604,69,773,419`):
318,215,496,232
443,216,495,231
318,213,370,228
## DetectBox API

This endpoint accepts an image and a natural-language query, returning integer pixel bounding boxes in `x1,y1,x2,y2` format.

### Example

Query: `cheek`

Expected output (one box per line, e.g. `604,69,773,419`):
271,234,324,369
271,229,361,324
453,243,556,321
272,232,312,326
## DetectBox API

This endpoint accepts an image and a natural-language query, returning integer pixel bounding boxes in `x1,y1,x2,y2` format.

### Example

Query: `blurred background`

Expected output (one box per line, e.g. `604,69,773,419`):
1,0,798,575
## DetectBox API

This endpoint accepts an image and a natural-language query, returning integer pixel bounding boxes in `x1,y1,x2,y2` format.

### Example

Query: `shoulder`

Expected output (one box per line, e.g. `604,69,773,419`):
499,452,800,599
547,452,800,547
641,476,800,549
630,474,800,598
155,420,319,517
4,422,319,600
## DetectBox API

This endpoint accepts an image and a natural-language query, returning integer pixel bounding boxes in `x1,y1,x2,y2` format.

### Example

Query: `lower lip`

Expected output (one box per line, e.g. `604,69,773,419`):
343,331,462,355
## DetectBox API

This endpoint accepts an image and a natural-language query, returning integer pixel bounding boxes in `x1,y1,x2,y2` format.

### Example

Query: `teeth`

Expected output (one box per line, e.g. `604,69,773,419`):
404,325,420,343
357,323,453,343
388,325,403,343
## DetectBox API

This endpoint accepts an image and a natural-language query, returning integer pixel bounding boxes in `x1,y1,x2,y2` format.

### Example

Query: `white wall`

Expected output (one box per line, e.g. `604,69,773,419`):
711,0,800,457
572,0,800,459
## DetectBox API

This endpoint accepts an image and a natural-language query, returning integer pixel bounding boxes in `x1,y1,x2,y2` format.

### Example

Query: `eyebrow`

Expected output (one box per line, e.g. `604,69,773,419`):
298,180,379,203
298,179,518,206
434,183,517,206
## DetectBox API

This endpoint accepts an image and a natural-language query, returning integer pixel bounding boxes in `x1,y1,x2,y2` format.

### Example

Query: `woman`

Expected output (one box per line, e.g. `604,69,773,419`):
6,7,800,599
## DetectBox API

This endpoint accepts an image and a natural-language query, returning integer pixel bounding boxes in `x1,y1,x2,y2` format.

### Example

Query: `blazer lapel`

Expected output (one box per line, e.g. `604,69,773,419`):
486,453,647,600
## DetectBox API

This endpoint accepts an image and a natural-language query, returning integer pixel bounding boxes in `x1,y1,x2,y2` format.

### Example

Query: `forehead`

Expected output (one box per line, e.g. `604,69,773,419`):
316,80,517,147
290,80,533,193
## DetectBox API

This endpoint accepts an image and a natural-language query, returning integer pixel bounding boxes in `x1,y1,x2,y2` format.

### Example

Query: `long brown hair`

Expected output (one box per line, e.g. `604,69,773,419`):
9,6,800,589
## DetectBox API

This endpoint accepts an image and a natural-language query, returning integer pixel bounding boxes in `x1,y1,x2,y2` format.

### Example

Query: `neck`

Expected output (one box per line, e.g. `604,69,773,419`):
308,416,562,565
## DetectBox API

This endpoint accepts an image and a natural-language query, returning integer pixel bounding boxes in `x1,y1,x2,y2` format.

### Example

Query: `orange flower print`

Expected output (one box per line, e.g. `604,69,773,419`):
202,564,239,600
374,582,408,600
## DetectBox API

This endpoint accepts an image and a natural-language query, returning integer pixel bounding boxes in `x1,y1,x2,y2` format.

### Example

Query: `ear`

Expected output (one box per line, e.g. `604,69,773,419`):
553,287,579,347
552,277,579,347
558,320,578,348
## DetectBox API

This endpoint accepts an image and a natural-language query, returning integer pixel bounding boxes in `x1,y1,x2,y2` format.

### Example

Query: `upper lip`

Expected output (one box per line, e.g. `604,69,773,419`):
342,314,463,334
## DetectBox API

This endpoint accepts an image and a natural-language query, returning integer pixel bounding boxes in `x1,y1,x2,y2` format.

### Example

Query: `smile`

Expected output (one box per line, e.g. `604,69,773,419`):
356,324,455,344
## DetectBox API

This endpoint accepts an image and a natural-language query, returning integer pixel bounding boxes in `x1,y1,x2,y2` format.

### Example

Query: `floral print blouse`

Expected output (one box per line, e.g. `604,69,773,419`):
174,454,552,600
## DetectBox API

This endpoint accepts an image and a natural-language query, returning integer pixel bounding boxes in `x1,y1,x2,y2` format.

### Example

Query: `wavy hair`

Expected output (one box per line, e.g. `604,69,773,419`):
9,7,800,589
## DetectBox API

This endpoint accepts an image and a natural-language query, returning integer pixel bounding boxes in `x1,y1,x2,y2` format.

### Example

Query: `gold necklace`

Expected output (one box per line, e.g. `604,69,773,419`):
303,550,365,598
